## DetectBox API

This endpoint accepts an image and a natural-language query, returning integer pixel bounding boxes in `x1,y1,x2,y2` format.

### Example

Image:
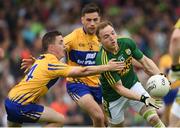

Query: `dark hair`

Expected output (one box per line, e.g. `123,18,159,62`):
42,31,62,52
96,21,113,38
81,3,101,16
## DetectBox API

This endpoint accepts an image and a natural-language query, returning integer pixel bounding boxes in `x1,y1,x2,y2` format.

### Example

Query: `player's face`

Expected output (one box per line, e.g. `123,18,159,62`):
54,35,65,59
98,25,118,51
81,12,100,35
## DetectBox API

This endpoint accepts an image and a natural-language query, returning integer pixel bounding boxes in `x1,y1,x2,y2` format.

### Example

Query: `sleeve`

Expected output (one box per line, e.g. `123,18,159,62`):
95,53,102,65
102,71,121,86
48,61,73,78
174,18,180,29
64,32,75,52
127,38,143,60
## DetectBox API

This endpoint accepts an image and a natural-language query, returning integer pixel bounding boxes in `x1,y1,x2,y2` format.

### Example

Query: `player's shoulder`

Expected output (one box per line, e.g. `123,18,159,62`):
67,28,83,36
45,54,68,68
117,35,133,42
39,54,59,63
117,35,135,47
64,27,83,41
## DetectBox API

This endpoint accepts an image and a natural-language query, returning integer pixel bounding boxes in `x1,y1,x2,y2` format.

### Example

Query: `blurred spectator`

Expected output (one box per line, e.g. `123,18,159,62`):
0,48,4,59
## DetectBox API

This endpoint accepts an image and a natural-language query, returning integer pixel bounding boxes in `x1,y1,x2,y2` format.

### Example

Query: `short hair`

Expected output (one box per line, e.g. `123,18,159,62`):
81,3,101,16
96,21,113,38
42,31,62,52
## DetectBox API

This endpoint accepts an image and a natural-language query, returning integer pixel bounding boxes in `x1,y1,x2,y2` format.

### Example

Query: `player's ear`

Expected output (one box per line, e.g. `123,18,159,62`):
81,16,84,24
48,44,54,51
97,35,101,42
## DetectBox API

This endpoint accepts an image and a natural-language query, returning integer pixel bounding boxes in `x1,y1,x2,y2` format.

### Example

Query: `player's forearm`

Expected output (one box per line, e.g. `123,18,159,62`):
79,65,111,76
169,28,180,64
113,84,141,101
140,56,160,76
68,65,111,77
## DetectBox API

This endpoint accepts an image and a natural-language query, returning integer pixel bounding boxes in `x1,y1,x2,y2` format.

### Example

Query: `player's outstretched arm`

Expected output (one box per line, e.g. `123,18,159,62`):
138,55,161,76
68,59,125,77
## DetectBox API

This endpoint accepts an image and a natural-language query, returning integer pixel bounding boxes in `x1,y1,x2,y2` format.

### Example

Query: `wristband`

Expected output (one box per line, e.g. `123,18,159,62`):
171,64,180,72
159,73,167,77
140,95,148,103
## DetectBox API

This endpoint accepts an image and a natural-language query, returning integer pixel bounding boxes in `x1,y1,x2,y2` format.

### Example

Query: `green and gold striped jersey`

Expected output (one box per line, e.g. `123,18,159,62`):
96,37,143,102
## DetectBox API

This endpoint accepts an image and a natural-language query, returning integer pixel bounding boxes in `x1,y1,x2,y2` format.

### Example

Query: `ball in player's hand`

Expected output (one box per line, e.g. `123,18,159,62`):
146,75,171,98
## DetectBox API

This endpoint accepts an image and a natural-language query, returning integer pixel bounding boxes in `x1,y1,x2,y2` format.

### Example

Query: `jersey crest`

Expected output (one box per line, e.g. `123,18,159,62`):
118,54,125,62
125,48,131,55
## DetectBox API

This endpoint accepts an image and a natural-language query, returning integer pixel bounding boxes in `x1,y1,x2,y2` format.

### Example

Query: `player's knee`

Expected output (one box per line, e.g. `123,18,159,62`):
92,112,104,122
148,115,159,124
54,114,65,126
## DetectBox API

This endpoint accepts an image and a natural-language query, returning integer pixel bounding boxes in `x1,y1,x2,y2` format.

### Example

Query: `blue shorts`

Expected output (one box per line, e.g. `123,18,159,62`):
66,82,102,104
4,98,44,124
163,88,179,105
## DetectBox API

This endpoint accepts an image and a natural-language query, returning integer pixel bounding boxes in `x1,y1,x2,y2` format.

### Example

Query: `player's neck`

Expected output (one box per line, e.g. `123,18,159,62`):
112,46,120,55
47,51,62,60
104,45,120,55
83,27,94,35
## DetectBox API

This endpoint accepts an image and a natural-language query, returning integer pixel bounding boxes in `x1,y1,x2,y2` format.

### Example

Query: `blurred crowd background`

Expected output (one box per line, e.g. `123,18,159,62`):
0,0,179,126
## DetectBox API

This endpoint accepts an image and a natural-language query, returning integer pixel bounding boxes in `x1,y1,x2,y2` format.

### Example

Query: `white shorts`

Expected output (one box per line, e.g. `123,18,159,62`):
104,82,150,124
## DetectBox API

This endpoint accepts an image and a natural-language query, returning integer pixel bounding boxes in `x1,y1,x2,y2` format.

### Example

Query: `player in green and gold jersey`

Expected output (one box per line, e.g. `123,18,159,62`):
95,21,165,127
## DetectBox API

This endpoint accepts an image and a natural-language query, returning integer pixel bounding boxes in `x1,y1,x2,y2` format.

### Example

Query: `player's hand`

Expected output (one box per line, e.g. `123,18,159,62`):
108,58,125,71
159,73,171,85
21,56,36,73
140,95,163,109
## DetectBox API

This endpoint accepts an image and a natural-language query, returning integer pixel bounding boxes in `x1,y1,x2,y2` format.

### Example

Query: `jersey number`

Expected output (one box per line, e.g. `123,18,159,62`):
26,64,38,81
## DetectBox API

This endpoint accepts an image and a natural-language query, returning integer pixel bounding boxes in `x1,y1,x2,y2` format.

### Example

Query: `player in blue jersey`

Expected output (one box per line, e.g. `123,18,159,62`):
5,30,125,127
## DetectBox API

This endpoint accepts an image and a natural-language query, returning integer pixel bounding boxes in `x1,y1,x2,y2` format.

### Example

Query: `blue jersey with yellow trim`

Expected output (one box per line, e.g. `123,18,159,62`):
64,28,100,87
8,54,73,105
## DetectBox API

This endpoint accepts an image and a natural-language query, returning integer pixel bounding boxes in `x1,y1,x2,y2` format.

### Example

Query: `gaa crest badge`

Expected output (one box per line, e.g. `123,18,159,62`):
125,49,131,55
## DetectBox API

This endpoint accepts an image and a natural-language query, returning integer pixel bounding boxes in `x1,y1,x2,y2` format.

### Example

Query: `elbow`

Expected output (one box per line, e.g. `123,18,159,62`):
113,83,123,91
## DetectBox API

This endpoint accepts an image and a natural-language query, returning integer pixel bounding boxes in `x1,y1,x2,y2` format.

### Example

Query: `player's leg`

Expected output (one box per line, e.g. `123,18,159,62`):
67,82,104,127
5,98,64,127
110,122,124,127
7,120,22,127
129,82,165,127
4,98,23,127
100,104,109,127
169,89,180,127
77,94,105,126
38,106,65,127
103,97,127,127
169,110,180,127
161,87,178,125
139,106,165,127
